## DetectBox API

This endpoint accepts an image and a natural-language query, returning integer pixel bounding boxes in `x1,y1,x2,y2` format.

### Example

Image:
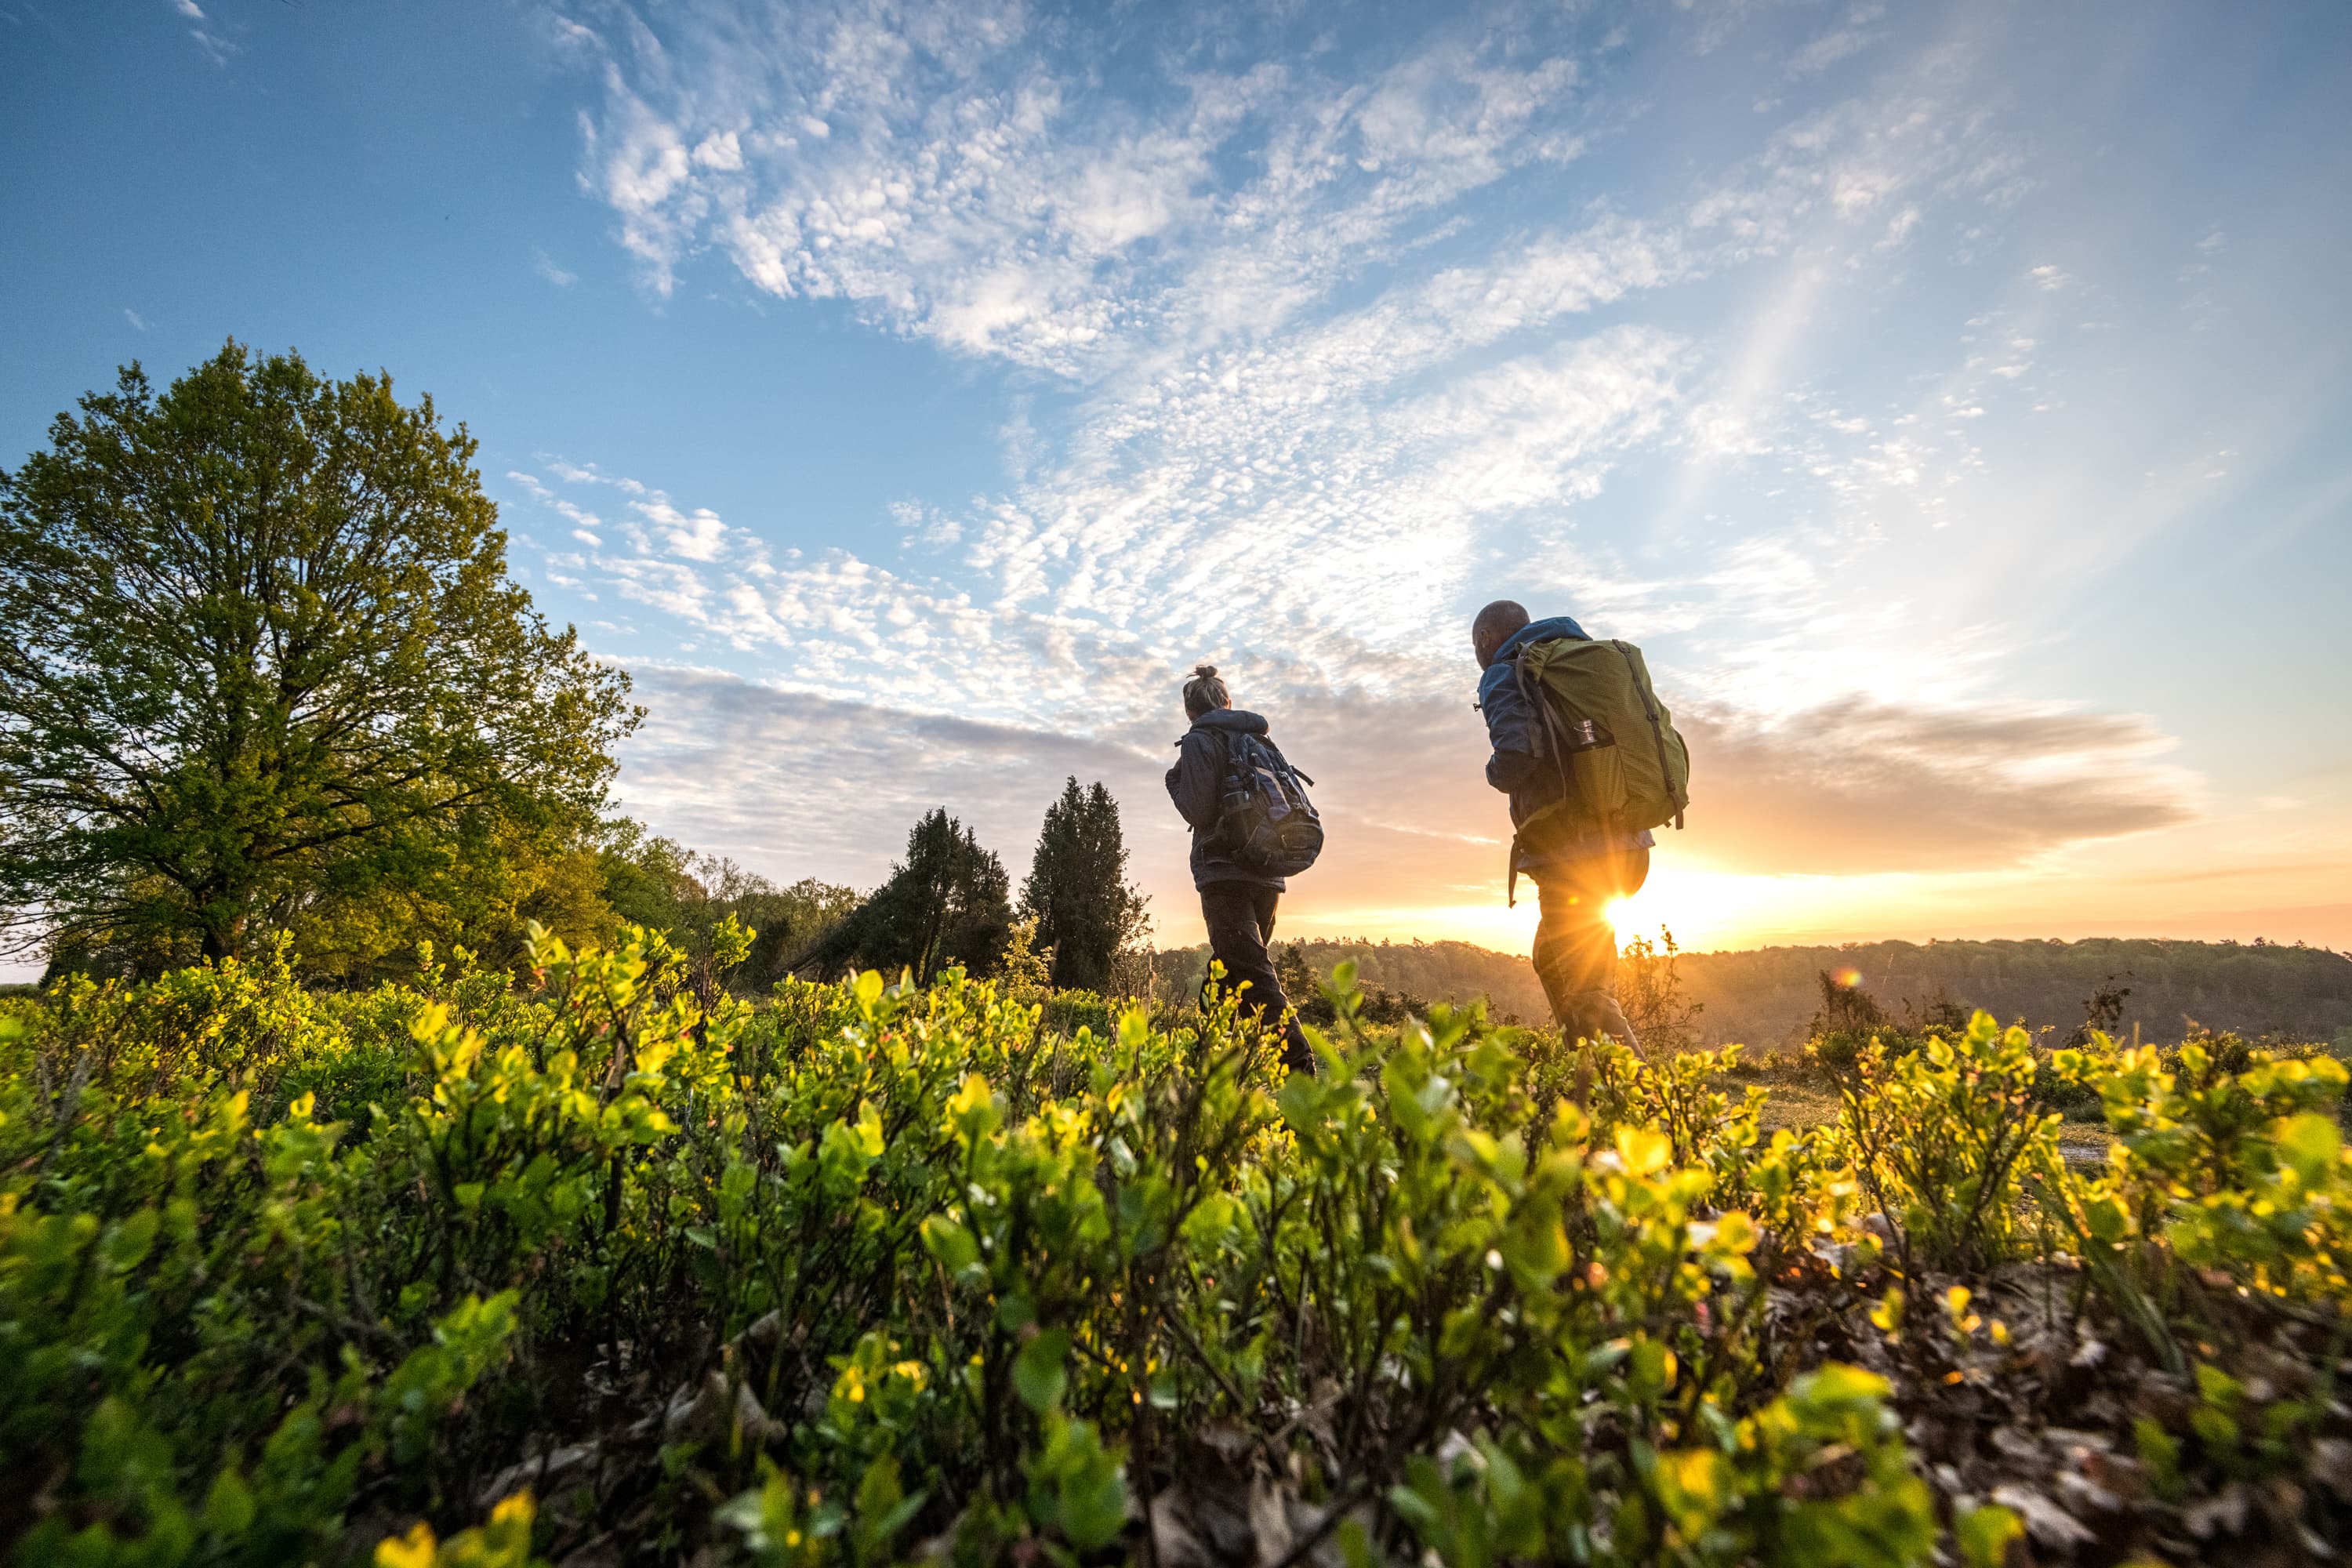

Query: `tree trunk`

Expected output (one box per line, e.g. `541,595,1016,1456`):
198,903,242,964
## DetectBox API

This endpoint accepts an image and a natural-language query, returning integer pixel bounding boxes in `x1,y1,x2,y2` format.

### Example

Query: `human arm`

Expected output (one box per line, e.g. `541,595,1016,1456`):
1478,661,1545,794
1165,729,1224,832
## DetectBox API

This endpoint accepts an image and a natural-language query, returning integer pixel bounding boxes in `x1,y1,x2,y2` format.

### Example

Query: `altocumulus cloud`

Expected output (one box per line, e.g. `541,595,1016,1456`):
517,0,2208,902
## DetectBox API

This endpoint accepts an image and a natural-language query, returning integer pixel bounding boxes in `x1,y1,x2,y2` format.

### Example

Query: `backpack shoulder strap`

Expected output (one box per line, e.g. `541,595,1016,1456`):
1512,654,1574,797
1254,734,1313,788
1219,726,1249,774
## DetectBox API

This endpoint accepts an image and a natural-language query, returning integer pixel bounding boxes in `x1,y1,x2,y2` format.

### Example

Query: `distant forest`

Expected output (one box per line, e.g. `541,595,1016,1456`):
1160,935,2352,1048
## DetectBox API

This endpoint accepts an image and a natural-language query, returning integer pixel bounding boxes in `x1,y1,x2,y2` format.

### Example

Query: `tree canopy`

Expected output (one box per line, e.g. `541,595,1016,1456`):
596,824,858,996
800,809,1012,985
1019,777,1149,992
0,343,639,966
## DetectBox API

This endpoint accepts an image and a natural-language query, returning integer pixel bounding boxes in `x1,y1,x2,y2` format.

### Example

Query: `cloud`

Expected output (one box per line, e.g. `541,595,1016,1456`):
612,666,1570,936
555,2,1600,376
1261,685,2198,887
168,0,236,64
1785,3,1885,78
521,2,2235,930
613,663,1174,897
635,497,728,561
1676,697,2199,873
504,312,1689,728
123,308,148,331
608,664,2205,948
544,3,2042,710
533,248,579,286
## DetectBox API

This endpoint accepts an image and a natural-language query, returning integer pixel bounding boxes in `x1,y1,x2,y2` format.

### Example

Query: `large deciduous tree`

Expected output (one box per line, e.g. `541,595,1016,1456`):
0,343,640,965
1019,777,1149,992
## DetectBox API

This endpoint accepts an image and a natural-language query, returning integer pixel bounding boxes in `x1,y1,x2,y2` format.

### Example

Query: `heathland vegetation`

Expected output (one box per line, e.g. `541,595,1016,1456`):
9,932,2352,1566
5,349,2351,1566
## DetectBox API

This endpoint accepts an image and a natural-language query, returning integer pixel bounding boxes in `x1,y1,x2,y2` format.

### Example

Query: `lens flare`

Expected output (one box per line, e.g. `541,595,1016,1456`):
1834,966,1864,989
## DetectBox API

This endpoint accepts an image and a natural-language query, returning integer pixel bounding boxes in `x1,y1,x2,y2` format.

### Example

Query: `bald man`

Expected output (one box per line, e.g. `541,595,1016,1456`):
1472,599,1651,1047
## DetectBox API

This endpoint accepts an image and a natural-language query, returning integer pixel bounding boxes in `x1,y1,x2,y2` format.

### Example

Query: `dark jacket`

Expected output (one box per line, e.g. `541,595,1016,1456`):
1477,615,1655,872
1166,708,1286,892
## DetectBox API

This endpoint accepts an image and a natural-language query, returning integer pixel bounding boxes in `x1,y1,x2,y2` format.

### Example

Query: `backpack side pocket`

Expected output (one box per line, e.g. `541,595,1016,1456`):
1568,740,1629,828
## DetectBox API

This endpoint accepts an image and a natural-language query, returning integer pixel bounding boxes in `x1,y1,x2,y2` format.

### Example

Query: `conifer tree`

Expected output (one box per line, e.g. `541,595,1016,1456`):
1019,778,1149,992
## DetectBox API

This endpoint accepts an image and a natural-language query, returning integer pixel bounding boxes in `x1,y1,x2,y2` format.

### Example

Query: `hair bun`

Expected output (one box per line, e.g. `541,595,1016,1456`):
1181,662,1231,719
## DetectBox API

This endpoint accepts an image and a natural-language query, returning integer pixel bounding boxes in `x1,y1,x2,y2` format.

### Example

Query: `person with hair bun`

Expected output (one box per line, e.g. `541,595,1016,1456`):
1164,665,1314,1074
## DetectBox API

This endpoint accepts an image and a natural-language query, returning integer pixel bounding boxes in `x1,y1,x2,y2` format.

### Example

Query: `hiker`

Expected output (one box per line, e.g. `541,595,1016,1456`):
1164,664,1319,1075
1472,601,1691,1048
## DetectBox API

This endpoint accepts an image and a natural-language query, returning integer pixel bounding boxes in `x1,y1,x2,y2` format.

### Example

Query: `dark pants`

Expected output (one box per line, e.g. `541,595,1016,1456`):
1528,846,1650,1047
1199,882,1314,1074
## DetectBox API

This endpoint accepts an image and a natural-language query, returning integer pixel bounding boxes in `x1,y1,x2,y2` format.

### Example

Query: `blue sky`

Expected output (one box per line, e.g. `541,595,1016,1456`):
5,0,2350,956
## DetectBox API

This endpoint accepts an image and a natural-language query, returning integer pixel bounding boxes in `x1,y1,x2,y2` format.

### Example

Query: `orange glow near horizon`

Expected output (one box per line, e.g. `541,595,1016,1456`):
1599,866,1826,953
1140,784,2352,960
1247,855,2352,958
1270,866,1846,956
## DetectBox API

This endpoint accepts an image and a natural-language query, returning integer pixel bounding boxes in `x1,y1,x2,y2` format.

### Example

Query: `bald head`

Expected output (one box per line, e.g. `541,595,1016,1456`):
1471,599,1530,668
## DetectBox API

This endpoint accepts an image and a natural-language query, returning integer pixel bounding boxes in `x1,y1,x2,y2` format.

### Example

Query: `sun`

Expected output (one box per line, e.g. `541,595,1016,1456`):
1608,895,1671,948
1601,869,1722,950
1606,897,1638,943
1590,867,1804,953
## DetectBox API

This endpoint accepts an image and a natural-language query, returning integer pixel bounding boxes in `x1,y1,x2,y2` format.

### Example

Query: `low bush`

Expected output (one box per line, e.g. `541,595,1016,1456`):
4,933,2348,1565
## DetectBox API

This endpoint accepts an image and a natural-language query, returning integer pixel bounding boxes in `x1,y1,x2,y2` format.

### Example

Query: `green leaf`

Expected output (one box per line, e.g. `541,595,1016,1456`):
2277,1112,2340,1186
201,1465,256,1537
1029,1415,1128,1552
920,1214,980,1275
855,1456,927,1557
1787,1362,1890,1425
1013,1328,1071,1413
1955,1501,2023,1568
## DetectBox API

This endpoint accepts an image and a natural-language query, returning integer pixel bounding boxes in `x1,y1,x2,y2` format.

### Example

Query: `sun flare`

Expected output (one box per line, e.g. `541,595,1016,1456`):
1606,877,1708,949
1606,897,1639,944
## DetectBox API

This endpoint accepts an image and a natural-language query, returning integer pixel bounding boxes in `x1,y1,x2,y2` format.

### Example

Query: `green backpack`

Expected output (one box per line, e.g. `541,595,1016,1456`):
1510,635,1691,874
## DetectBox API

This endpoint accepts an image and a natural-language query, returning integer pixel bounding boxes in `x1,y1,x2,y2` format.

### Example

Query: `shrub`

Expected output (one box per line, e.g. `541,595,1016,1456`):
1830,1011,2058,1276
22,931,2352,1563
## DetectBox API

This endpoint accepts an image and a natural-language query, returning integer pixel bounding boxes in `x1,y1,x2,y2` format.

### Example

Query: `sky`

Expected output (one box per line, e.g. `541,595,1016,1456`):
4,0,2351,962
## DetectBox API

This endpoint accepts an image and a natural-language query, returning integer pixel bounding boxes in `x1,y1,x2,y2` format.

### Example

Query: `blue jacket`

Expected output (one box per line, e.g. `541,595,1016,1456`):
1477,616,1654,871
1165,708,1286,891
